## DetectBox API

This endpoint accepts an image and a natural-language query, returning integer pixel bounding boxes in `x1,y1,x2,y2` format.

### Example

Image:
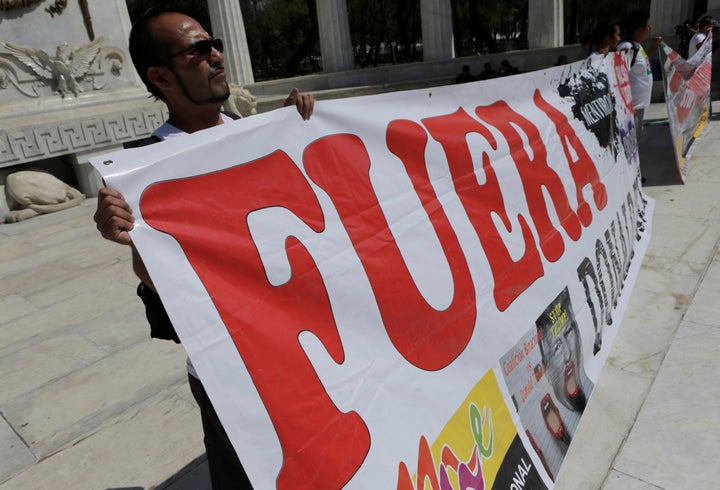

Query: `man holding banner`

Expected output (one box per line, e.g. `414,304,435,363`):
617,10,662,144
94,9,313,488
91,8,653,487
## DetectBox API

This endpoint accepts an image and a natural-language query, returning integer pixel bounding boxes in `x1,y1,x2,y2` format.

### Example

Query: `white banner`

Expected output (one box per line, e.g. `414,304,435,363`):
92,53,652,489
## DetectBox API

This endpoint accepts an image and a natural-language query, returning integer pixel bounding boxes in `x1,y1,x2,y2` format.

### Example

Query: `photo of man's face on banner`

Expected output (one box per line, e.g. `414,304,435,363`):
499,286,597,481
536,287,589,414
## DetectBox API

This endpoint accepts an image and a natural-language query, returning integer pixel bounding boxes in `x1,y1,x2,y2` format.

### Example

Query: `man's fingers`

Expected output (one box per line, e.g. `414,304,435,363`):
97,216,133,245
94,205,134,244
299,93,315,120
94,186,134,245
283,87,299,107
293,92,314,120
284,87,314,120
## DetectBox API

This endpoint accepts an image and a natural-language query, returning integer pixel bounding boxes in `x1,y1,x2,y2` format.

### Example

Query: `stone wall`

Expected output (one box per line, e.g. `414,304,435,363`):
248,45,585,111
0,0,166,196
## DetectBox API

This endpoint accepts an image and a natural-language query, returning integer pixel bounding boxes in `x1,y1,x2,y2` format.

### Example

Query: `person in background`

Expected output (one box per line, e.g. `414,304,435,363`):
617,10,662,144
688,15,713,58
498,59,520,76
588,20,621,56
477,61,497,80
455,64,476,83
675,19,697,58
94,9,314,489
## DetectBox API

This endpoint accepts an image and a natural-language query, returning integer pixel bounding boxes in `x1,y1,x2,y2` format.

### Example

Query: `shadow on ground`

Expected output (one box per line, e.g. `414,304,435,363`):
154,455,212,490
639,106,719,187
102,457,211,490
638,118,684,187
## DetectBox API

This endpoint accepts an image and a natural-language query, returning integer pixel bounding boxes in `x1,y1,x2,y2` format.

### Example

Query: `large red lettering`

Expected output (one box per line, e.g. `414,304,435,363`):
474,101,582,262
140,151,369,489
533,90,608,223
304,133,475,371
420,109,543,311
614,52,634,115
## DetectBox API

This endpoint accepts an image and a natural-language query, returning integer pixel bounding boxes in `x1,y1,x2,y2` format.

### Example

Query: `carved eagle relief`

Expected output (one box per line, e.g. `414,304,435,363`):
2,37,103,97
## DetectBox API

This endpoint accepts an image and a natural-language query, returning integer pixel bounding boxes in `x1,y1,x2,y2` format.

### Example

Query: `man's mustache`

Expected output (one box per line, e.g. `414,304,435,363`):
209,63,225,77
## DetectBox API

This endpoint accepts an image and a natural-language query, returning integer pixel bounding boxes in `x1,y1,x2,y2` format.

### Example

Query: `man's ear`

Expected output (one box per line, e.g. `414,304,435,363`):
147,66,172,91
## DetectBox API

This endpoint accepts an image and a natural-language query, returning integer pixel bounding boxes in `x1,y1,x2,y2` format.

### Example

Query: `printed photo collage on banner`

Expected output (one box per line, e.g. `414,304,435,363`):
92,52,652,489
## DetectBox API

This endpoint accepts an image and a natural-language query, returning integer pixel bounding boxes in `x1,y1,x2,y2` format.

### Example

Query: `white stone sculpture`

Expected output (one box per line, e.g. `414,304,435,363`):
3,170,85,223
3,38,103,97
225,84,257,117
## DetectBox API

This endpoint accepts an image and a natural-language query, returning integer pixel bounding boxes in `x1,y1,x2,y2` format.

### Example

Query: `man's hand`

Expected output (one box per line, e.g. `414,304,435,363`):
648,36,663,57
284,87,314,120
94,187,134,246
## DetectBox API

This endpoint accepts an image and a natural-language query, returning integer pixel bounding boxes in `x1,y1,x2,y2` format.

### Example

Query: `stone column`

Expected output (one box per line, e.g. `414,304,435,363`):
527,0,563,49
316,0,354,72
420,0,454,61
207,0,254,85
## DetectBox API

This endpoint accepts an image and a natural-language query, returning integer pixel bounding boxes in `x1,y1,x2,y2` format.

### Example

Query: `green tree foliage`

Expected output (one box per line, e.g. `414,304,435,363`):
347,0,422,67
241,0,319,79
452,0,526,56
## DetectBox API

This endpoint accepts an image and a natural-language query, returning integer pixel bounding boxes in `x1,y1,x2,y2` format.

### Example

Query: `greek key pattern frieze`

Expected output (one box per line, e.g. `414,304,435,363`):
0,106,168,165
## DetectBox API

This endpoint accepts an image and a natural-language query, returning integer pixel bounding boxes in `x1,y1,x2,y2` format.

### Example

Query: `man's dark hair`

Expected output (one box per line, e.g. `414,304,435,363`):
624,10,650,38
129,8,176,100
698,15,713,30
590,20,620,49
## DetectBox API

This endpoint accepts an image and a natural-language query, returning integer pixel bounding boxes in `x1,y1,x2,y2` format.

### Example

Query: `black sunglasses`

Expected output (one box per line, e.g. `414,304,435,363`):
169,38,224,59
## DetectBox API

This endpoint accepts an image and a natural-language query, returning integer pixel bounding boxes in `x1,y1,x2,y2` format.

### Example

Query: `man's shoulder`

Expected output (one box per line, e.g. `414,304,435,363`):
616,41,633,56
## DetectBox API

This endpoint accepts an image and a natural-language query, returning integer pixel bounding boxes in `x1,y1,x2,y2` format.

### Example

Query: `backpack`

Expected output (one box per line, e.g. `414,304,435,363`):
621,39,640,67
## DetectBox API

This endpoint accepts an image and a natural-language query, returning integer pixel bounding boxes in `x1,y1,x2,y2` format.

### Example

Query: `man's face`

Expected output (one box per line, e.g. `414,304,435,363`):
638,19,652,42
542,324,580,399
155,13,230,105
537,295,585,413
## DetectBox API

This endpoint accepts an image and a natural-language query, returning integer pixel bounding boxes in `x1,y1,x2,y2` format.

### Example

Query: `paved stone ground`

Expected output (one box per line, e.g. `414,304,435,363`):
1,101,719,489
0,200,210,489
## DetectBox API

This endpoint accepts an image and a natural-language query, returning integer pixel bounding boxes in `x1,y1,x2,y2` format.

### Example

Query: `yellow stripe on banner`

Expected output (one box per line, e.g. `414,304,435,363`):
675,137,687,175
694,104,709,138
